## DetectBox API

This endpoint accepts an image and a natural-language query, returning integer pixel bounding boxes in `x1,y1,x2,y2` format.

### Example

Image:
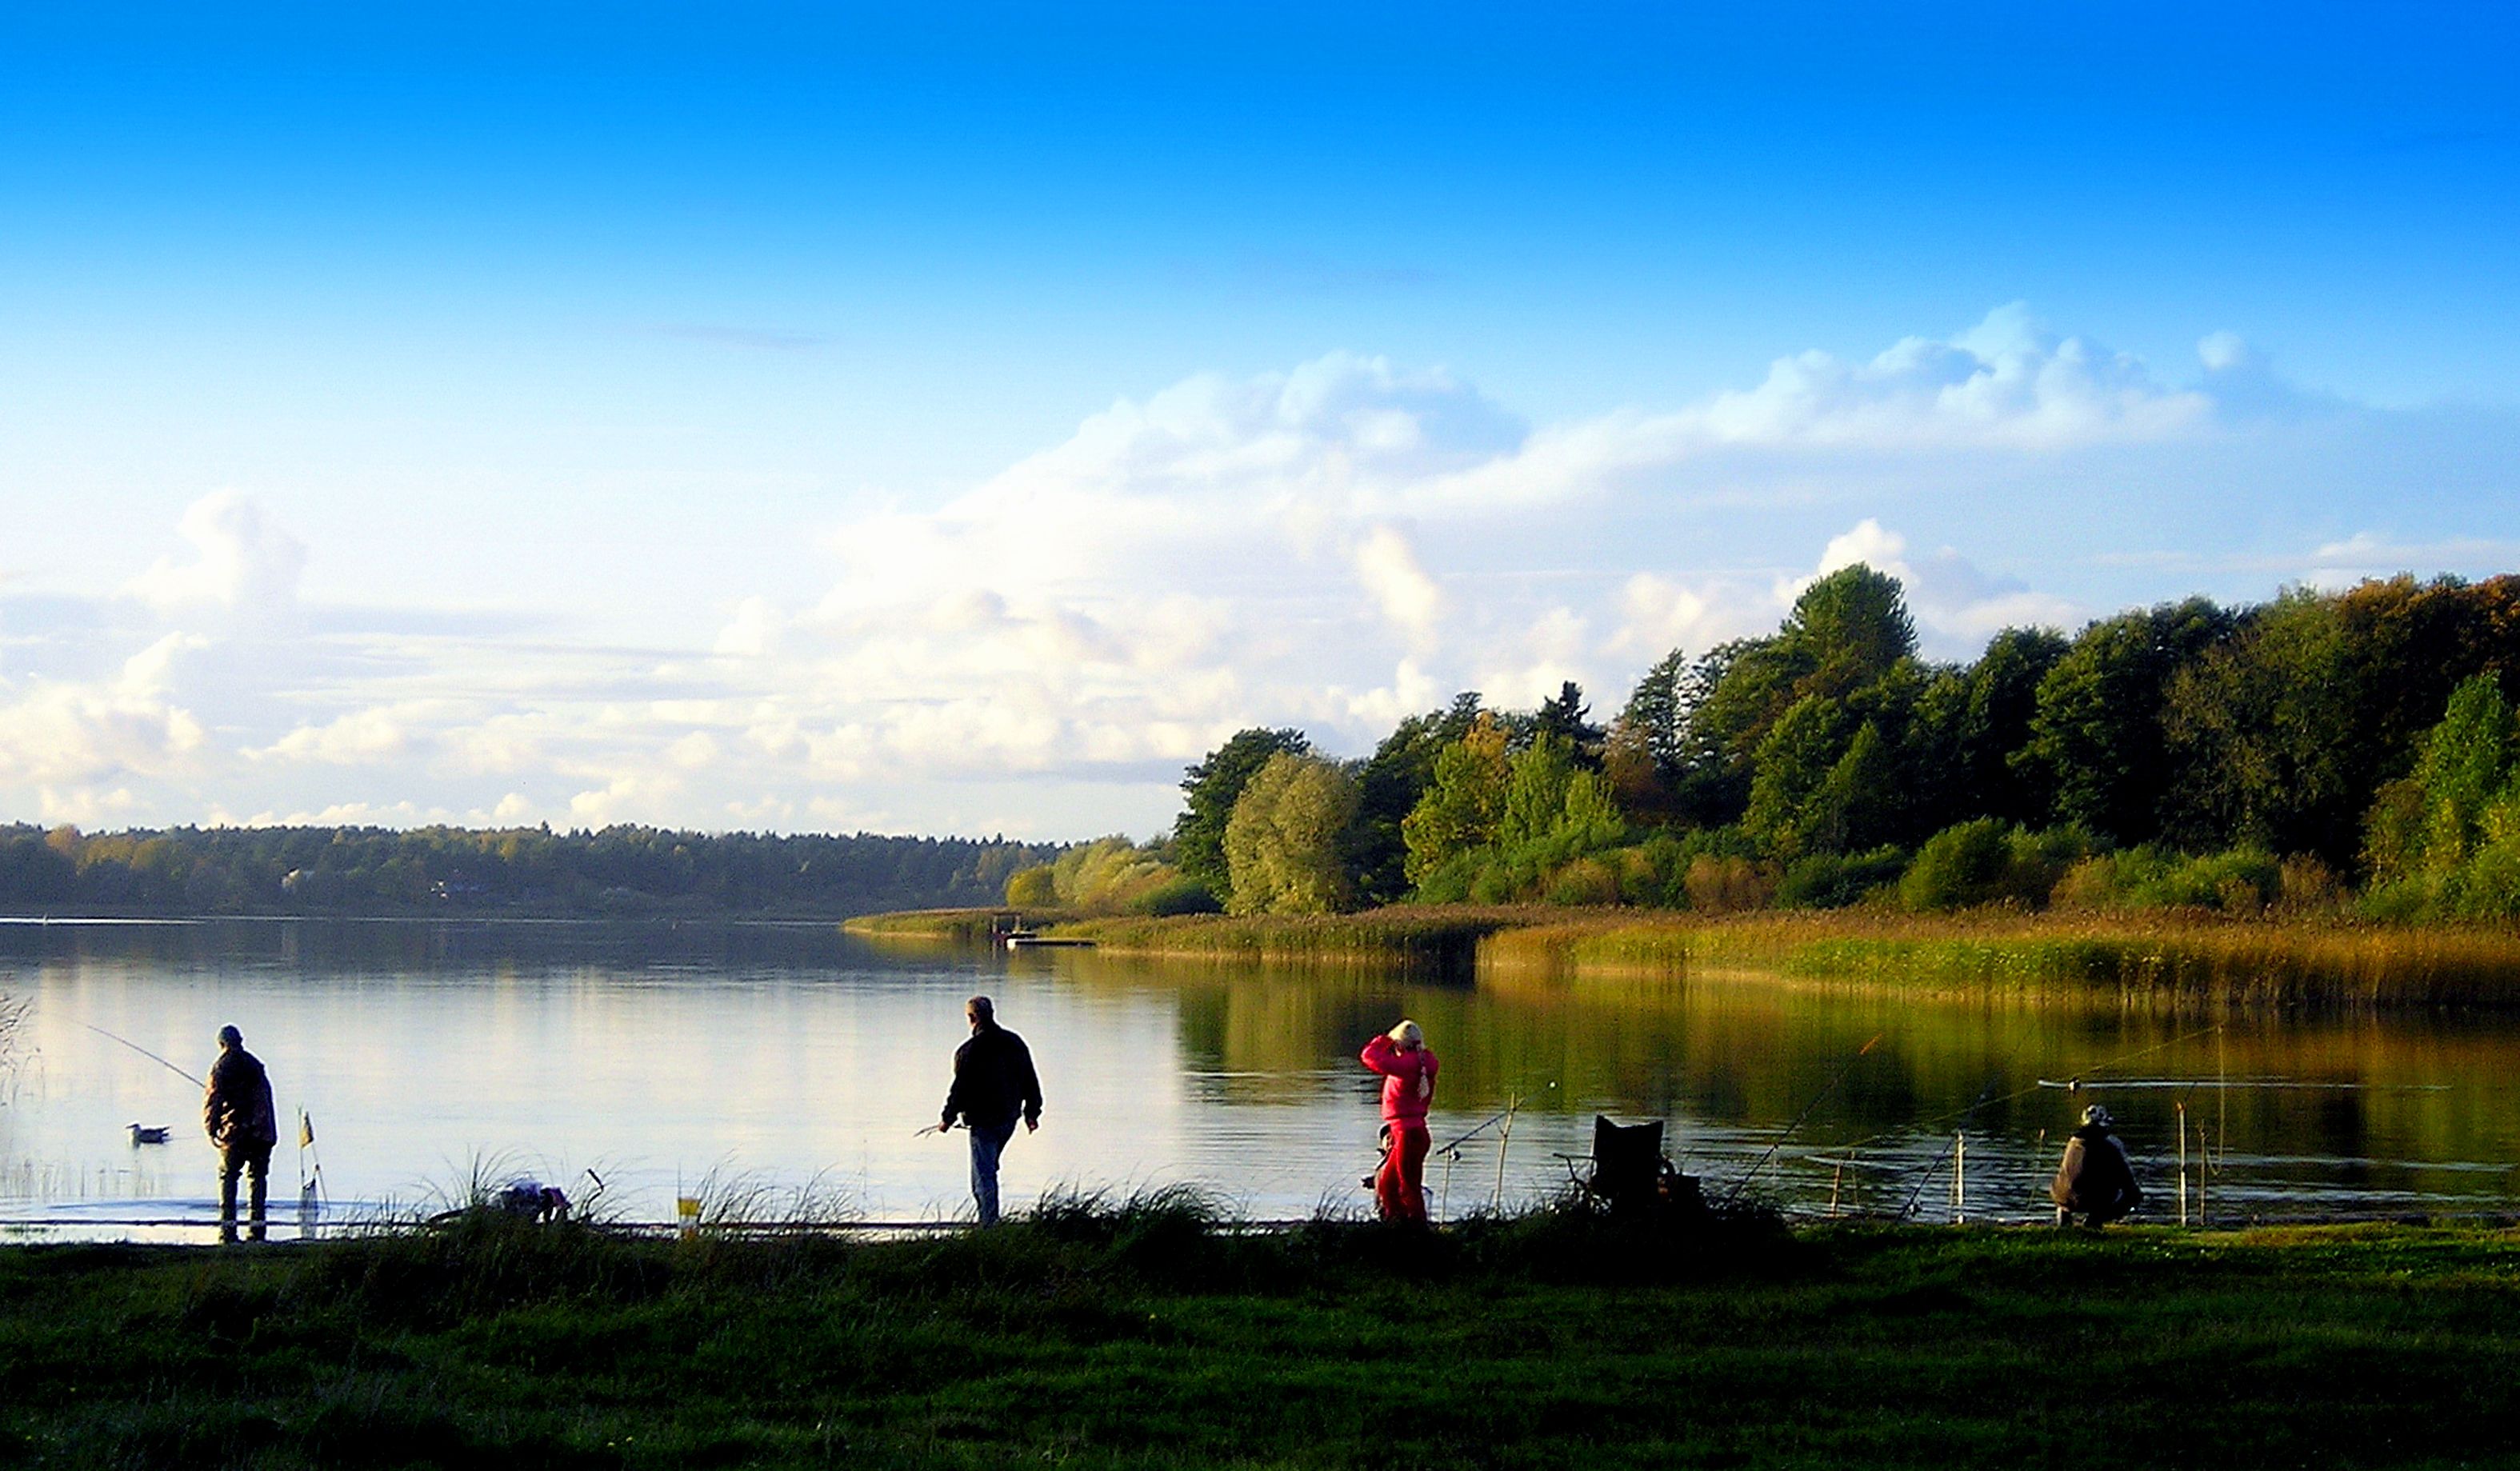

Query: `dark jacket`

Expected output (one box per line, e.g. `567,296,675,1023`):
2050,1124,2139,1218
203,1047,278,1154
943,1023,1042,1133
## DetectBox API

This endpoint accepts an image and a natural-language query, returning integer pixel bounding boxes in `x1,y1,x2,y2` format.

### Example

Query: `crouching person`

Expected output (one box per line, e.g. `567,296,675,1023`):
2051,1105,2140,1226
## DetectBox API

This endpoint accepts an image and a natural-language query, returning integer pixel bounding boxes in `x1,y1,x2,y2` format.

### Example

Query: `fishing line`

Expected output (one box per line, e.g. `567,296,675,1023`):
1836,1020,2234,1162
1720,1033,1882,1206
78,1021,202,1088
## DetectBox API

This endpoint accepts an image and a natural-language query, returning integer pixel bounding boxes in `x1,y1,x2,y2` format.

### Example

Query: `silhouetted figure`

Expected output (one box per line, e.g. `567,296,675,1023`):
940,996,1042,1226
202,1025,278,1243
2051,1104,2141,1226
1361,1020,1438,1223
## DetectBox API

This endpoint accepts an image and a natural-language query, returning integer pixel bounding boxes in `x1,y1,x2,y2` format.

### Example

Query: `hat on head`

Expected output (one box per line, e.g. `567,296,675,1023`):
2081,1104,2112,1127
218,1025,242,1048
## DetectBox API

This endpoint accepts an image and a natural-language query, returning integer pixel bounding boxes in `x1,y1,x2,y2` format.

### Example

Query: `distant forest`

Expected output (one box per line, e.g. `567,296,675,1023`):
1013,570,2520,925
0,825,1059,918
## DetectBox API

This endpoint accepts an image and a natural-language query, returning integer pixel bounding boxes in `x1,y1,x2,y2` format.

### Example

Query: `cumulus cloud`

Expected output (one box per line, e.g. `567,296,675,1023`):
1353,525,1445,646
124,491,307,622
1411,304,2214,513
1797,518,2082,651
252,702,434,765
7,306,2474,838
0,634,207,788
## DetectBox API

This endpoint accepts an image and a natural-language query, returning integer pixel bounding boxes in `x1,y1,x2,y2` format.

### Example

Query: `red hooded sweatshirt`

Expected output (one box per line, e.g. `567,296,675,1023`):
1360,1034,1438,1129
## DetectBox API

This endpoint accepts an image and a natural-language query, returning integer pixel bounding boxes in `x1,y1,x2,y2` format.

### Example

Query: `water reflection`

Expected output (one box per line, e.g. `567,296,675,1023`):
1,919,2515,1241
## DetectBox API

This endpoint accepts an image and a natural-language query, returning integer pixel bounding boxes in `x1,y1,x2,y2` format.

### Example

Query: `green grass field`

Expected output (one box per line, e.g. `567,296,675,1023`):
5,1201,2516,1469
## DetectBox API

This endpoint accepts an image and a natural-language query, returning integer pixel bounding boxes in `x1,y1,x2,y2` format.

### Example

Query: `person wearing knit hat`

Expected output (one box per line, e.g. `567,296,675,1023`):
202,1025,279,1243
2050,1102,2140,1226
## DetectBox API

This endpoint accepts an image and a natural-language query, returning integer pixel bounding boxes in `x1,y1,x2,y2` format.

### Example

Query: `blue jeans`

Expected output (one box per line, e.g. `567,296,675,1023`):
968,1119,1017,1226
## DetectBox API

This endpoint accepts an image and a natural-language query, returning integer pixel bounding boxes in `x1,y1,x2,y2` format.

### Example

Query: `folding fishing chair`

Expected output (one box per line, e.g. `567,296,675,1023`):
1558,1115,1703,1217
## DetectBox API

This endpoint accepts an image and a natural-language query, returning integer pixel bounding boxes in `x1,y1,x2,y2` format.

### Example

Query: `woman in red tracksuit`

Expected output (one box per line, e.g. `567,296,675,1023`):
1360,1020,1438,1222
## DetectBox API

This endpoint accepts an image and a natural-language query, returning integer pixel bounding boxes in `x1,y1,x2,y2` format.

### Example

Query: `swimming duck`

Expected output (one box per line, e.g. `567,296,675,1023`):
127,1123,170,1145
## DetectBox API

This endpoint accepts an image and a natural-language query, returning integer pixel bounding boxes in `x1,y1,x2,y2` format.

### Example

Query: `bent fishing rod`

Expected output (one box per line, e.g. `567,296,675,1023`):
78,1022,201,1087
1720,1033,1881,1207
1430,1081,1557,1158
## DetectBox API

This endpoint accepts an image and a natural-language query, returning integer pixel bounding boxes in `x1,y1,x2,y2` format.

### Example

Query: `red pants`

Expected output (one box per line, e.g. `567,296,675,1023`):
1376,1124,1430,1222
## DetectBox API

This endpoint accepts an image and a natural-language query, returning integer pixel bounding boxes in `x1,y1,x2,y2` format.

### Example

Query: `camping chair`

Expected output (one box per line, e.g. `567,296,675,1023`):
1560,1115,1703,1217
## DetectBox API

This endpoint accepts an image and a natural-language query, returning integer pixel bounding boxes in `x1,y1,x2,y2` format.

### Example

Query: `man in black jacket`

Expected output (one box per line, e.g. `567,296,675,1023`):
939,996,1042,1226
202,1025,278,1243
2051,1104,2141,1226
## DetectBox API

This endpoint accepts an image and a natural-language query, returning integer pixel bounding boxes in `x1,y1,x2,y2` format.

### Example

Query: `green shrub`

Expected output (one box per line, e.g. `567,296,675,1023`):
1899,819,2013,910
1544,856,1622,906
1129,874,1223,916
1776,846,1907,909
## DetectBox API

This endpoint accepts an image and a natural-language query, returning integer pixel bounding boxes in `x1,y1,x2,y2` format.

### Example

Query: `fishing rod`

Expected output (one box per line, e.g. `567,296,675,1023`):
1898,1069,2006,1220
1431,1081,1558,1158
78,1022,201,1087
1720,1033,1881,1207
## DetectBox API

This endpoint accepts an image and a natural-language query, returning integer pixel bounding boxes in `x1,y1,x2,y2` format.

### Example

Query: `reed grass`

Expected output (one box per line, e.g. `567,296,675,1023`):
1056,905,1541,973
846,900,2520,1007
839,907,1024,942
1480,910,2520,1009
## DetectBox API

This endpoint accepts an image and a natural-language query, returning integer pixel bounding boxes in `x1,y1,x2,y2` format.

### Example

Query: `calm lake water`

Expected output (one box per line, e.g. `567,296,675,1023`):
4,918,2518,1241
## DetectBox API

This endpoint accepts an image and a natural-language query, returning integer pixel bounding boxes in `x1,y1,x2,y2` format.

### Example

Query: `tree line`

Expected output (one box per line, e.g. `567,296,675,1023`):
0,824,1059,917
1027,568,2520,922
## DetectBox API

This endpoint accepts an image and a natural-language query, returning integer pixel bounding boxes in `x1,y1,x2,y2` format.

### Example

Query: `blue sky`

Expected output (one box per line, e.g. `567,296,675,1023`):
2,4,2517,837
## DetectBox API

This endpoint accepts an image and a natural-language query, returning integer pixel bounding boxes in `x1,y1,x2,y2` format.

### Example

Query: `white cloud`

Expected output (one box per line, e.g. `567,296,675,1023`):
1352,525,1445,646
1409,304,2214,514
0,634,207,787
4,307,2486,839
1790,518,2081,654
124,492,307,622
714,597,784,658
1609,573,1734,659
253,703,433,765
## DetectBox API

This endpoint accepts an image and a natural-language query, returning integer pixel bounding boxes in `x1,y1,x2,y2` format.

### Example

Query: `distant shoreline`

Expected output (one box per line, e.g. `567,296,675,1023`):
851,904,2520,1009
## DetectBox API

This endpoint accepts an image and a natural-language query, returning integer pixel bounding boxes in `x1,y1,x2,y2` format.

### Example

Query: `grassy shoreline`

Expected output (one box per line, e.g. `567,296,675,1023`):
854,904,2520,1009
4,1209,2515,1469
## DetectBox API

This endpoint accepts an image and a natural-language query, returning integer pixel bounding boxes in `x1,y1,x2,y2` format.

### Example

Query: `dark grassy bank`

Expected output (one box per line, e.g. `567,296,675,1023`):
5,1202,2518,1469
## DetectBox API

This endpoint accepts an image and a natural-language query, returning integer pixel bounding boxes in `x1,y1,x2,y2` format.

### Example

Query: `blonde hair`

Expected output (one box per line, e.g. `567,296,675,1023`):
1388,1019,1423,1048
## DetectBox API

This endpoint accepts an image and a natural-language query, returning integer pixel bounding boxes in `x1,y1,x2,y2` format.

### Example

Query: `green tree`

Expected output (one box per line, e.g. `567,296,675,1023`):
1531,682,1605,766
1784,564,1917,698
1606,650,1688,822
1222,753,1360,915
1673,566,1921,829
1173,728,1311,900
1004,865,1058,907
1401,714,1512,887
2020,598,2236,845
2161,590,2360,861
1346,693,1482,905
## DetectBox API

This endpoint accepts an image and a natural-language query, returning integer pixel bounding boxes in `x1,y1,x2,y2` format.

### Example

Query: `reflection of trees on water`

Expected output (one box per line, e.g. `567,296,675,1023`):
1084,957,2520,1206
0,992,30,1105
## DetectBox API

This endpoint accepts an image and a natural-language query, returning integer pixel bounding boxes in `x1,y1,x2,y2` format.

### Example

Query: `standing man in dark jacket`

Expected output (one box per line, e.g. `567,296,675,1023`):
939,996,1042,1226
202,1025,279,1242
2051,1104,2140,1226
